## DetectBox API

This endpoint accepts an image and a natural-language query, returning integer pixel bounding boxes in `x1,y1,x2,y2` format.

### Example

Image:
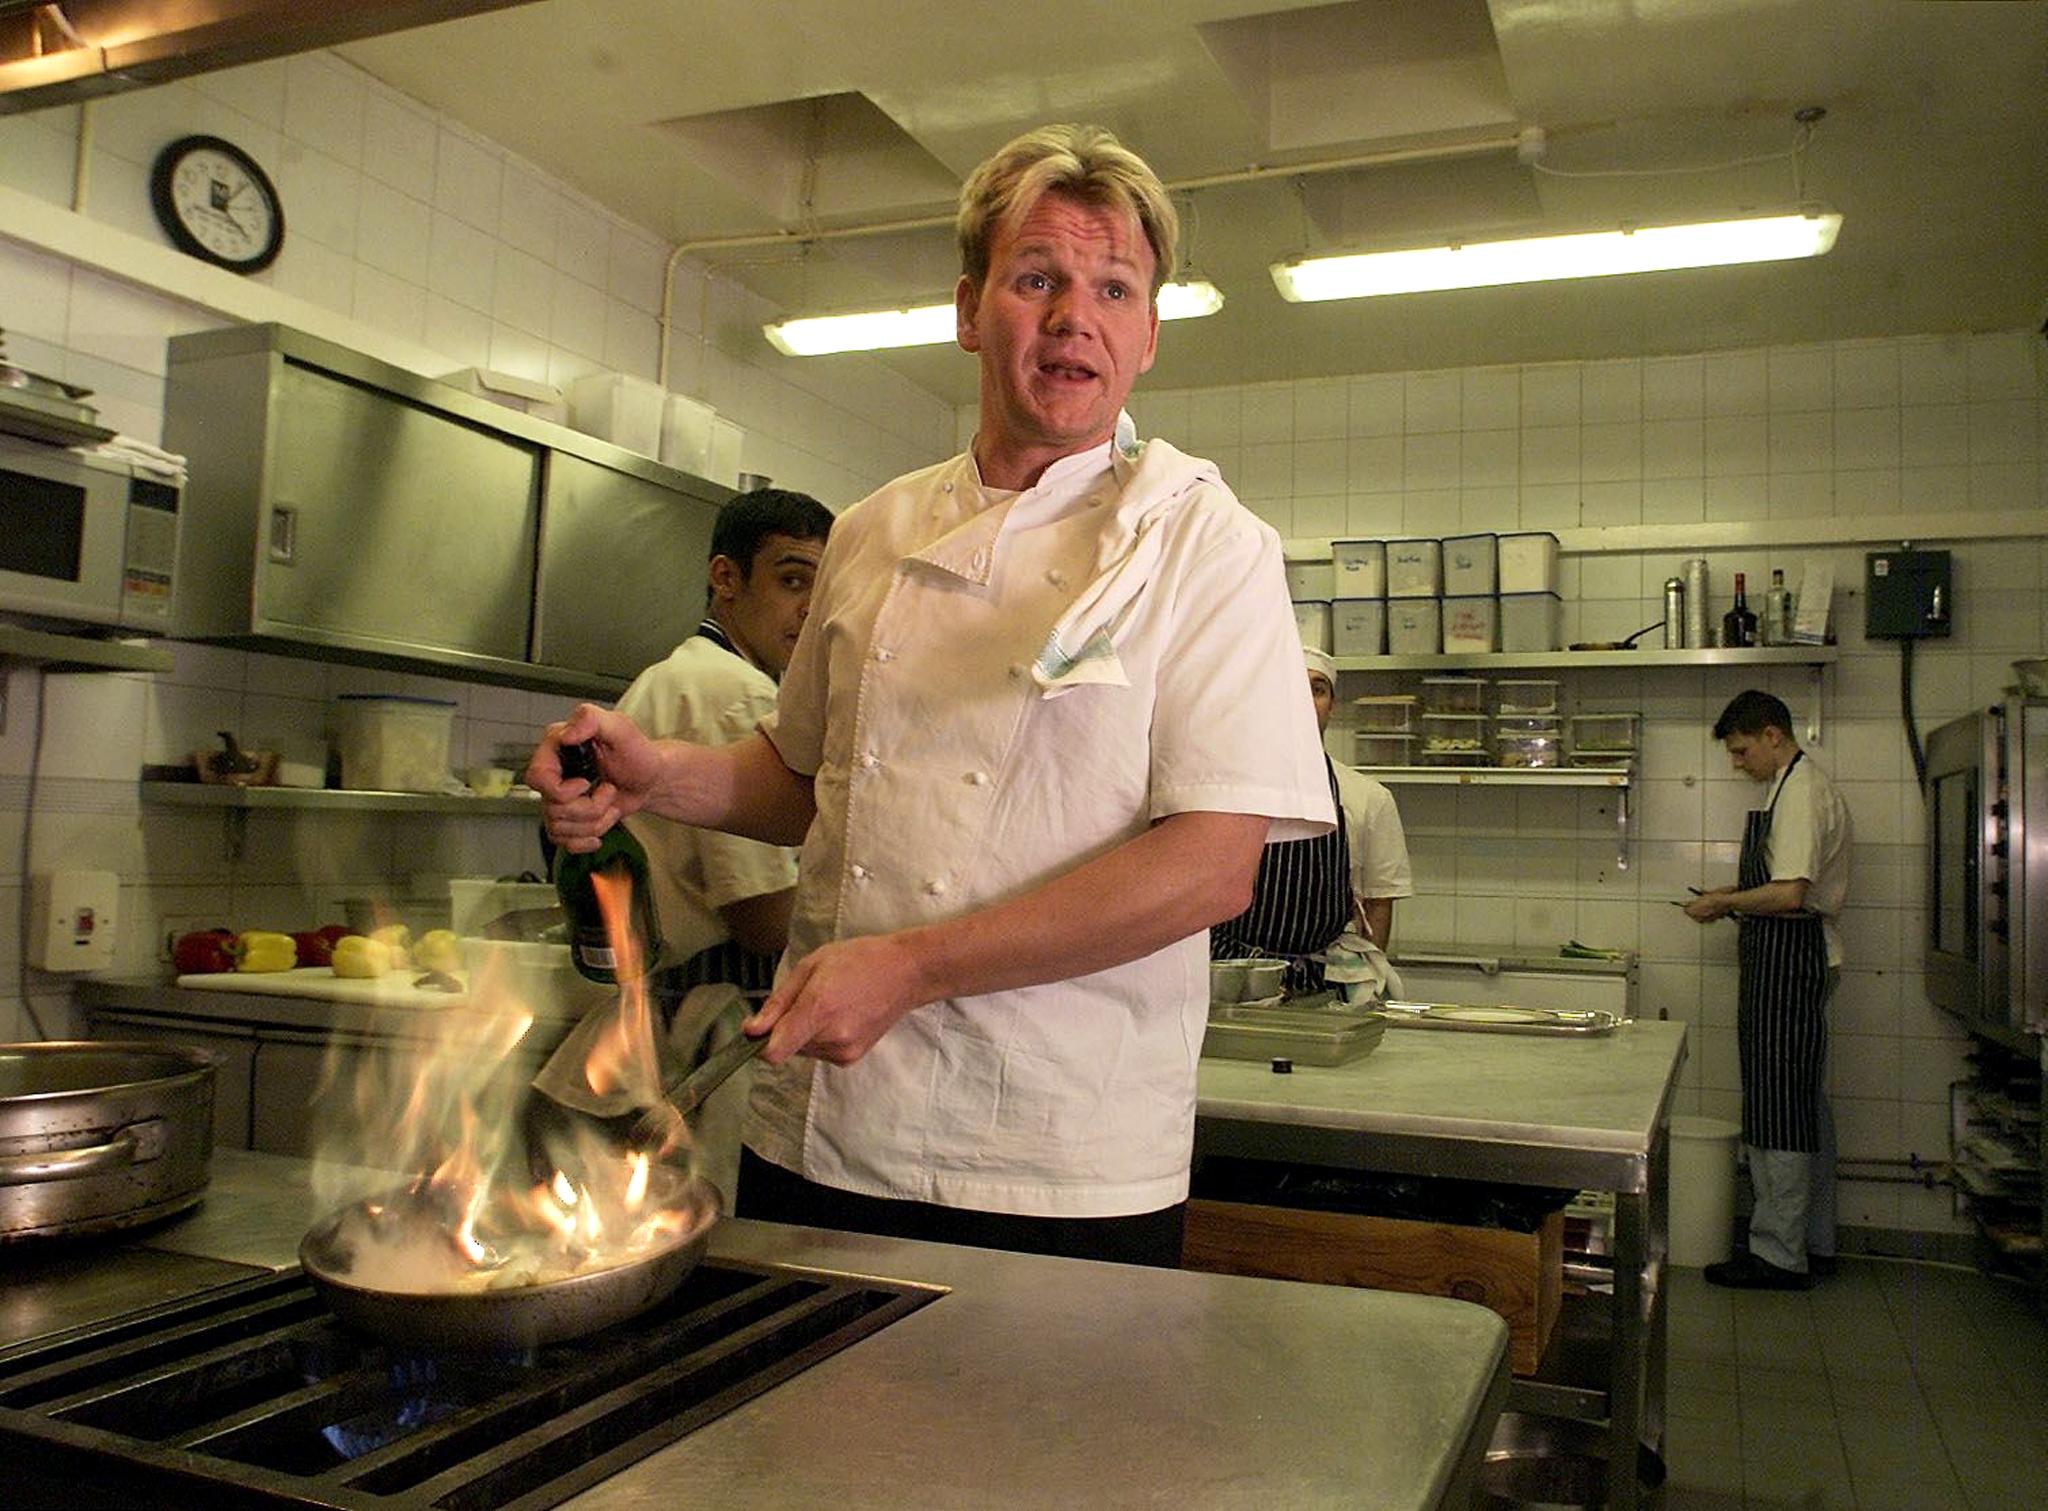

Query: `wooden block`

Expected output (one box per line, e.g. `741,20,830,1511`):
1183,1199,1562,1375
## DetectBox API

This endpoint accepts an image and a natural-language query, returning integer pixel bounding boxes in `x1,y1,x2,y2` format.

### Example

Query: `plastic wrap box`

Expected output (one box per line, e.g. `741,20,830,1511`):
1498,532,1562,595
1500,591,1564,652
1386,538,1442,598
1443,533,1499,595
1332,539,1387,598
1294,599,1332,652
1332,598,1386,656
1387,598,1441,654
1443,594,1498,654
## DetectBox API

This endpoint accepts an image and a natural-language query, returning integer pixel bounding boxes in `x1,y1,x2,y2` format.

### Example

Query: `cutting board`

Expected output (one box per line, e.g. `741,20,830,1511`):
174,967,469,1010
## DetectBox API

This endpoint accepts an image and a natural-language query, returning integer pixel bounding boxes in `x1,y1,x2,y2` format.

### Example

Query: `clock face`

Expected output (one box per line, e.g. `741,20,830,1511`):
150,135,285,273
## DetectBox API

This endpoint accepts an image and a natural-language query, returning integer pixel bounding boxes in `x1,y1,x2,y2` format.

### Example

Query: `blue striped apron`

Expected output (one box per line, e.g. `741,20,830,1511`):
1209,756,1352,994
1735,752,1830,1152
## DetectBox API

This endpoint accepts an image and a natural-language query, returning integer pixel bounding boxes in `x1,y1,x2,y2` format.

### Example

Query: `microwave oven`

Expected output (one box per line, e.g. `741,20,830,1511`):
0,436,179,632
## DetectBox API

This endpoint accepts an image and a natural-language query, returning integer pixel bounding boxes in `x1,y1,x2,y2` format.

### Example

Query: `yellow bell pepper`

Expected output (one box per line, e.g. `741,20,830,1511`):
369,923,412,967
412,928,462,973
233,930,297,973
331,935,395,978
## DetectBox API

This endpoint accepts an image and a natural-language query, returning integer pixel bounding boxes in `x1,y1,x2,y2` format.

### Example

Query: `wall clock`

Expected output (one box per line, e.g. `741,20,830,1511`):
149,134,286,274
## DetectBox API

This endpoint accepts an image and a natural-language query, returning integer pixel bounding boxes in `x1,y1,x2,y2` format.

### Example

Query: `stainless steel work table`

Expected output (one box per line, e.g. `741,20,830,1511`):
1195,1017,1689,1511
2,1149,1510,1510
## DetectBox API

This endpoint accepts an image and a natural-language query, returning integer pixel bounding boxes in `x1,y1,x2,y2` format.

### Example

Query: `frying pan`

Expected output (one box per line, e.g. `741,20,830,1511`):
1568,620,1664,652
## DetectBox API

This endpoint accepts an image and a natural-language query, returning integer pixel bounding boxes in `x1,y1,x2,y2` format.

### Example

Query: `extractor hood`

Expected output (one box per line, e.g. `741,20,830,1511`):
0,1,543,115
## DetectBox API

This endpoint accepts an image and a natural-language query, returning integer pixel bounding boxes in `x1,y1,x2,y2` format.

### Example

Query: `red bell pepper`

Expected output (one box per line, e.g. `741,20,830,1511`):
292,923,360,968
171,929,237,974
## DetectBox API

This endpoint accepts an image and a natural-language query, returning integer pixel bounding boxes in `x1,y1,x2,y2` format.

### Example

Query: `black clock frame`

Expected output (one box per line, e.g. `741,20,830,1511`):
149,134,286,274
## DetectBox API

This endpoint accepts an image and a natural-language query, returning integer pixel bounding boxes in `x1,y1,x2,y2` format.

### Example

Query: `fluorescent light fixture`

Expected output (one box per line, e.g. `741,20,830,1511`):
1270,211,1842,302
764,280,1225,356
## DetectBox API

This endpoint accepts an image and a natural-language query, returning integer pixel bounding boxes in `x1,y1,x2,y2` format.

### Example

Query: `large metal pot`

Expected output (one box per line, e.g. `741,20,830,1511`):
0,1041,216,1243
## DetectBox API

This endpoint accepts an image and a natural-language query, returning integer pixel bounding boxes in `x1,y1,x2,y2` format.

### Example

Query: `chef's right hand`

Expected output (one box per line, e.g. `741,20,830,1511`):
526,704,660,853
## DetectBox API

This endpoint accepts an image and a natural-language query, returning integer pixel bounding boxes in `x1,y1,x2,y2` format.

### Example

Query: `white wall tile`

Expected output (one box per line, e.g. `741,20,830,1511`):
1703,350,1766,415
1768,344,1832,412
1519,365,1579,427
1403,372,1460,433
1581,359,1641,423
1348,374,1402,436
434,127,502,232
356,181,432,281
1294,378,1349,440
1461,369,1519,430
1898,336,1971,404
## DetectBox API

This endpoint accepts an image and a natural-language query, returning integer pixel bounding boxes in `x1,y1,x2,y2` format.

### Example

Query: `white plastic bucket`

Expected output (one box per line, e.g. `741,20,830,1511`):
1668,1115,1741,1267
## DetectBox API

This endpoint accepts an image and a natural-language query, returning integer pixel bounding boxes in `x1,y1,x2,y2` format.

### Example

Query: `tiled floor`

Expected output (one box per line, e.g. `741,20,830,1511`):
1662,1258,2048,1510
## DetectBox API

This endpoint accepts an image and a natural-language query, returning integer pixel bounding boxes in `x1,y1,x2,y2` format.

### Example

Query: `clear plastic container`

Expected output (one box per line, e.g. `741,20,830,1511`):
1497,532,1561,595
1567,750,1635,769
1386,538,1442,598
1496,733,1562,769
1495,714,1563,736
1420,746,1491,767
1387,598,1441,654
1331,539,1387,597
1420,676,1488,714
1442,594,1498,654
1570,712,1641,752
1354,731,1418,767
1420,712,1489,755
1293,599,1332,652
1442,533,1499,595
332,694,456,793
1495,679,1561,714
1354,694,1418,732
1331,597,1386,656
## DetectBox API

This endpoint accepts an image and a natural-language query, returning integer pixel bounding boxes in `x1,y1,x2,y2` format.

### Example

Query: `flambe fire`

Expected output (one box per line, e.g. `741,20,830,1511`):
307,872,708,1296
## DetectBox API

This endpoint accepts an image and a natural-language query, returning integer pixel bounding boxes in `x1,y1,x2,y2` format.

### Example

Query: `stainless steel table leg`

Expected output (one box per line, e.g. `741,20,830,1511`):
1610,1184,1647,1511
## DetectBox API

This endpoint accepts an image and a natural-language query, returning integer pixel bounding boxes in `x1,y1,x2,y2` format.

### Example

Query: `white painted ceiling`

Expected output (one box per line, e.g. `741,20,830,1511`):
339,0,2048,405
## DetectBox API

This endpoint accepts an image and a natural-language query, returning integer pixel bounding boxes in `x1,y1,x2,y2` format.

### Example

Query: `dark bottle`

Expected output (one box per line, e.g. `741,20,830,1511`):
550,741,663,984
1721,572,1758,649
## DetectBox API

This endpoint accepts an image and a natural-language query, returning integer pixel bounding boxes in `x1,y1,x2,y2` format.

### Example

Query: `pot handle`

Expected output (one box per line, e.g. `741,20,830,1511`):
0,1119,167,1184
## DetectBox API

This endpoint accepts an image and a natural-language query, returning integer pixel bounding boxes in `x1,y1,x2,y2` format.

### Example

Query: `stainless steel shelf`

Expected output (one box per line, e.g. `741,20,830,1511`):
1354,765,1632,788
1333,647,1838,672
0,625,172,673
139,781,541,816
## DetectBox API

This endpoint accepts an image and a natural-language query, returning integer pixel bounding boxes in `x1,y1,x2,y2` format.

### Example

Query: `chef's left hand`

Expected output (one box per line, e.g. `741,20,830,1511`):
1683,889,1734,922
745,934,927,1066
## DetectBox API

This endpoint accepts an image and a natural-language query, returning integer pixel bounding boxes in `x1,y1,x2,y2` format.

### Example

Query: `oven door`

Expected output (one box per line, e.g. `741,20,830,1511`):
0,445,130,628
1925,708,2016,1047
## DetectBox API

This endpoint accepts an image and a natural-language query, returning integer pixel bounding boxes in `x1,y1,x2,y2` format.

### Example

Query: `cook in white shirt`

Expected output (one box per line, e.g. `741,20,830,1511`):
530,124,1332,1265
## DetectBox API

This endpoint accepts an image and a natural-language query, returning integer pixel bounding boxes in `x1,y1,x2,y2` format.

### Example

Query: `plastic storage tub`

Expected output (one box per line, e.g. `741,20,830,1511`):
1442,533,1499,595
1420,676,1488,714
1570,712,1641,752
1500,591,1563,652
1286,559,1336,600
1420,713,1489,758
1331,539,1387,598
1495,679,1561,714
1354,695,1418,732
332,694,456,793
1442,595,1498,654
1293,599,1332,652
1354,732,1417,767
1332,598,1386,656
1386,538,1442,598
1387,598,1440,654
1496,733,1563,768
1495,714,1563,737
1497,532,1562,595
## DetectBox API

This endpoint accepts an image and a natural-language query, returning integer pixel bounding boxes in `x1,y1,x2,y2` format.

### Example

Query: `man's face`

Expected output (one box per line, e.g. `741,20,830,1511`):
1722,728,1786,783
712,531,824,677
1308,671,1335,734
956,189,1159,470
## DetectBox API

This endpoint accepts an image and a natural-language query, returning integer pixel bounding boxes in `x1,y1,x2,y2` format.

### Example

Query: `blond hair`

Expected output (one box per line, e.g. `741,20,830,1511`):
956,124,1178,296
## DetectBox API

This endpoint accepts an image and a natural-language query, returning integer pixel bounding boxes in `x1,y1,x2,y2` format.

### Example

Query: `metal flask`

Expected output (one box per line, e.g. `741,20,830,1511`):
1663,578,1686,649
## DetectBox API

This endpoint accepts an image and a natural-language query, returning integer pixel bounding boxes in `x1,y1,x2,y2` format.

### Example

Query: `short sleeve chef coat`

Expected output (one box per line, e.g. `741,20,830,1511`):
746,433,1335,1217
615,634,797,965
1759,752,1853,967
1333,763,1413,906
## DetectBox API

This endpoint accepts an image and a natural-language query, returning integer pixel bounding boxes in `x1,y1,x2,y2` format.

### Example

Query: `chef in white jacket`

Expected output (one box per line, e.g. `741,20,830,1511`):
531,123,1332,1267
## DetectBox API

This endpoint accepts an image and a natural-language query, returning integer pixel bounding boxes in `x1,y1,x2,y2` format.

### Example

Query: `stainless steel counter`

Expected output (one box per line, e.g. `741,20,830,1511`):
1,1150,1509,1510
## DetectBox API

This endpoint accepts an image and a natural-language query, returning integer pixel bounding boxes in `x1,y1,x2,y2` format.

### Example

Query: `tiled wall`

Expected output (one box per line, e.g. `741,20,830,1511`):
1099,329,2047,1238
0,52,954,1041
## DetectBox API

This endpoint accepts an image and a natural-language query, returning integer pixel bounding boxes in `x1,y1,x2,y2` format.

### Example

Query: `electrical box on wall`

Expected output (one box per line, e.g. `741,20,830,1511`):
1865,549,1953,640
28,870,120,973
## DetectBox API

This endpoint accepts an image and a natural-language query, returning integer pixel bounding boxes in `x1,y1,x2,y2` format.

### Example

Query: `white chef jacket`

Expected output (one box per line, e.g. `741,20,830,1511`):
1760,752,1852,967
746,428,1335,1217
614,631,797,963
1333,763,1413,907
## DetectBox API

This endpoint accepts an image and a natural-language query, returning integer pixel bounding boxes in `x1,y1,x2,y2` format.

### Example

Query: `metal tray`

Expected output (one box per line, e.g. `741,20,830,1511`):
0,388,114,447
1201,1005,1387,1066
1378,1002,1620,1037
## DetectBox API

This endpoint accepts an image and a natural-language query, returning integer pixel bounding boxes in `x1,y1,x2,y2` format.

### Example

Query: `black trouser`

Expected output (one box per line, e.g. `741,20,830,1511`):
735,1148,1186,1268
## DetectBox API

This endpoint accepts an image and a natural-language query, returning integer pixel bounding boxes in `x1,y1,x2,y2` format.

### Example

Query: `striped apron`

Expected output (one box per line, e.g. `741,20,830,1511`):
1209,756,1351,994
1735,752,1830,1152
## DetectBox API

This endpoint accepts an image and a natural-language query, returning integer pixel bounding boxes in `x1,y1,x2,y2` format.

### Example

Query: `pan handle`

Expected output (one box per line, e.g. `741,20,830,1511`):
0,1119,166,1183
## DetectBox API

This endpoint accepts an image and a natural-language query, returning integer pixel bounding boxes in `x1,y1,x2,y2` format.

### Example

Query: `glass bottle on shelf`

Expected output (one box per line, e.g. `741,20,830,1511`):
1761,569,1787,646
1721,573,1758,649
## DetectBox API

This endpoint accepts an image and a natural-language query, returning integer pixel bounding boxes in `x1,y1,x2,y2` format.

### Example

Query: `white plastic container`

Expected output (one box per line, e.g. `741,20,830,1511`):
1496,679,1561,715
1353,694,1418,732
568,372,665,456
1570,712,1641,752
1420,713,1490,757
1387,598,1440,654
1293,599,1333,652
706,415,746,488
1331,598,1386,656
1668,1116,1741,1267
1386,538,1442,598
660,393,718,475
1442,533,1499,595
1420,676,1488,714
1499,591,1563,652
1332,539,1388,598
1497,532,1562,595
1286,559,1336,600
1442,594,1498,654
1354,731,1417,767
332,695,456,793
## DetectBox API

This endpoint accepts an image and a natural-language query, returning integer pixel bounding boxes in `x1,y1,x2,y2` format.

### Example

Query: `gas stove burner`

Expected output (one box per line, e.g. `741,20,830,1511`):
0,1260,938,1509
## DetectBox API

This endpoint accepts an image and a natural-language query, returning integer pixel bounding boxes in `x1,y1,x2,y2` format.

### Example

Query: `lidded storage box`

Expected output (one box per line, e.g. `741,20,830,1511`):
1386,539,1442,598
1354,694,1418,732
1496,679,1560,714
1442,533,1499,595
1420,676,1488,714
1420,713,1489,763
1355,732,1417,767
1331,539,1387,598
1442,595,1498,654
1293,600,1332,652
1497,532,1561,595
332,694,456,793
1286,559,1336,600
1332,598,1387,656
1500,591,1563,652
1569,712,1640,753
1387,598,1440,655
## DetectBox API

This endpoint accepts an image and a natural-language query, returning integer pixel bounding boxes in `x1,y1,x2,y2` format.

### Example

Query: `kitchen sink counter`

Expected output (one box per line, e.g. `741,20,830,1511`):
1,1149,1509,1510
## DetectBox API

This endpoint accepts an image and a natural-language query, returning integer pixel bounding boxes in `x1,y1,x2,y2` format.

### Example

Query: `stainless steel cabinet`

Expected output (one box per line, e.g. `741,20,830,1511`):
85,1011,256,1152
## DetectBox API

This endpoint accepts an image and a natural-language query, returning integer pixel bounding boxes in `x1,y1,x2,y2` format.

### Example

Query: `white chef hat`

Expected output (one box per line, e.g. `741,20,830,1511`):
1303,645,1337,688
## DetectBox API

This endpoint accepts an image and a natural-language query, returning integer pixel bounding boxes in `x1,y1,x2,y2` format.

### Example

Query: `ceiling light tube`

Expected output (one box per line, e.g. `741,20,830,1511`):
1270,211,1842,302
764,279,1225,356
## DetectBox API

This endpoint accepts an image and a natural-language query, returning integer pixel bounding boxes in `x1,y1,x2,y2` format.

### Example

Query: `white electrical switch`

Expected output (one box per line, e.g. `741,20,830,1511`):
29,869,120,973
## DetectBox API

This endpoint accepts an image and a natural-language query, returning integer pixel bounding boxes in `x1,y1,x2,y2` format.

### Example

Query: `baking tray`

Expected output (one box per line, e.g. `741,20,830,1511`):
0,387,114,447
1201,1005,1387,1066
1379,1002,1620,1036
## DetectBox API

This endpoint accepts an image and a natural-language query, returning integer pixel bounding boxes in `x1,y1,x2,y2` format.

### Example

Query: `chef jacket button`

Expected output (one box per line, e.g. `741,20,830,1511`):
850,864,870,882
875,647,894,663
924,878,948,896
942,481,954,493
859,751,879,769
1008,663,1023,679
966,770,990,786
1046,568,1067,587
971,548,990,573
